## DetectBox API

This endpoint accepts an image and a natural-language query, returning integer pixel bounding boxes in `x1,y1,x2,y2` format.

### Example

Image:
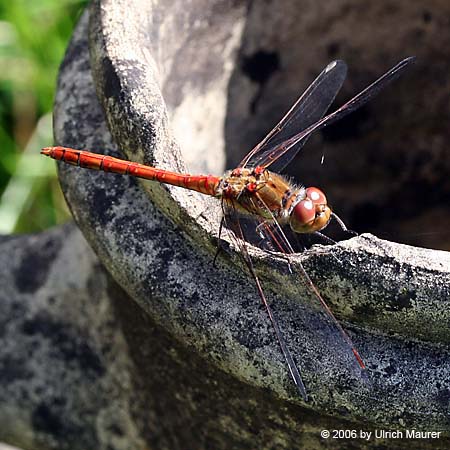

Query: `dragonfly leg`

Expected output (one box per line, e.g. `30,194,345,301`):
313,231,337,245
255,221,277,252
331,212,359,236
305,238,344,266
213,215,226,268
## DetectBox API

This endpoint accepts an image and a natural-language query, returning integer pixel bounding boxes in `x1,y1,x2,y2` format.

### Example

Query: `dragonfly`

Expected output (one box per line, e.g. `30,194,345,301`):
41,56,415,401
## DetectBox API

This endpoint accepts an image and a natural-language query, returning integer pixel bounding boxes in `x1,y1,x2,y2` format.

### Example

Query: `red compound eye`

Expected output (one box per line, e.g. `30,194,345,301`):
292,199,316,227
290,187,331,233
306,187,327,205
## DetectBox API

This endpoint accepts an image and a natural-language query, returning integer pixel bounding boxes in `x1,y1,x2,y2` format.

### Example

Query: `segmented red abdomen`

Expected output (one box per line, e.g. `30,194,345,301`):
41,146,221,196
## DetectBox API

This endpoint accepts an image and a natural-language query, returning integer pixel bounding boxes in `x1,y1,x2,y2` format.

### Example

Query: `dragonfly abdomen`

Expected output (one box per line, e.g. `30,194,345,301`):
41,146,221,196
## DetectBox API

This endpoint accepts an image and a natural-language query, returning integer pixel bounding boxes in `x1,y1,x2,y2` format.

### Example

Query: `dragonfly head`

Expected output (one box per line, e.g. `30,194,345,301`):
290,187,331,233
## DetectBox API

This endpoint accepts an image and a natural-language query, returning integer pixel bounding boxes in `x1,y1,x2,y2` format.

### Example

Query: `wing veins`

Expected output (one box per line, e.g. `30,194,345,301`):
262,57,415,171
222,205,308,400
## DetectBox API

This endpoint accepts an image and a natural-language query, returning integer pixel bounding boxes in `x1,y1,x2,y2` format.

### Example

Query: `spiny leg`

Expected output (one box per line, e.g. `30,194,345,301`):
223,208,308,400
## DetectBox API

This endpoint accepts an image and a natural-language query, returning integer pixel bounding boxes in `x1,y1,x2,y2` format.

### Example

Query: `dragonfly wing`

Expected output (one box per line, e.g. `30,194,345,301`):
260,56,416,172
251,193,366,370
239,60,348,170
222,206,308,400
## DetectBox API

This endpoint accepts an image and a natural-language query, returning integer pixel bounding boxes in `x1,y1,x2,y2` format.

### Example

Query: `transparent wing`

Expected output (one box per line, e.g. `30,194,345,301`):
251,195,366,371
221,206,309,400
239,60,348,170
251,57,415,173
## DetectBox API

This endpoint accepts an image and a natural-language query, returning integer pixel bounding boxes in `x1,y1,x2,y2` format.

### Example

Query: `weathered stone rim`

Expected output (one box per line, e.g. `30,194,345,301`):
53,0,450,430
88,0,450,337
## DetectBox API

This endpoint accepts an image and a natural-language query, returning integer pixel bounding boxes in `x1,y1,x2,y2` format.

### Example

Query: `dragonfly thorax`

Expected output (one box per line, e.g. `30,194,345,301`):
218,167,331,234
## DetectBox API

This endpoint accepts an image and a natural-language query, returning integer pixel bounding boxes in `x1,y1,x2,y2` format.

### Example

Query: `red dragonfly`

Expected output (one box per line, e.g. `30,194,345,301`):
42,56,414,400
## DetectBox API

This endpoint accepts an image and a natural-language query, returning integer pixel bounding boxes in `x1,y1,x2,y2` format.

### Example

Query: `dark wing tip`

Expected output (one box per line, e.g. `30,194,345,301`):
325,59,348,78
404,55,417,63
395,56,417,71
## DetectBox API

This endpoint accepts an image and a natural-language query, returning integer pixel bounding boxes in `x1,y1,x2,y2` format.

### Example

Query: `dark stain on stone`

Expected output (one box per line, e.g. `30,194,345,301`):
86,267,106,303
150,249,171,282
335,405,351,417
31,400,95,446
32,403,64,436
383,363,397,376
14,235,62,293
91,185,116,226
436,388,450,409
22,314,105,377
113,213,155,258
119,60,146,94
352,302,377,319
0,354,33,383
0,300,25,335
241,50,280,84
386,290,414,312
59,32,88,75
102,56,122,101
108,422,125,437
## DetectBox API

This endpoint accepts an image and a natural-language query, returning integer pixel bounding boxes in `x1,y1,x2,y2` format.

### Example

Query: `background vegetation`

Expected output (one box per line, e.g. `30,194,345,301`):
0,0,88,234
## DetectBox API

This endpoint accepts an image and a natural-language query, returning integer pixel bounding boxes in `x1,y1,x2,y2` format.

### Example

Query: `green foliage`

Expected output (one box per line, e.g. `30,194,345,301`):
0,0,88,234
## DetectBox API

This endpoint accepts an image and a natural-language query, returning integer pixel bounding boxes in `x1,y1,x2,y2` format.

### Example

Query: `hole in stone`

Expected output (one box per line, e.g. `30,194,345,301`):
327,42,341,58
241,50,280,84
422,10,432,23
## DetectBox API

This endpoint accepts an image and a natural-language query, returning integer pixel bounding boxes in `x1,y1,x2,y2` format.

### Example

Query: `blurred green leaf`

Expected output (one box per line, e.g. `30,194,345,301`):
0,0,88,234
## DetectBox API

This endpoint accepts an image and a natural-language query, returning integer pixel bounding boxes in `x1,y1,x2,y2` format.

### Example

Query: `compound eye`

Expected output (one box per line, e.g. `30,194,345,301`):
290,188,332,234
306,187,327,205
291,199,316,230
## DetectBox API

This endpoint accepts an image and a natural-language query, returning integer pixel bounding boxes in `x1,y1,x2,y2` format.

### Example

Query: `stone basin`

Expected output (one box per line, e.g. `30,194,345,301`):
2,1,450,449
